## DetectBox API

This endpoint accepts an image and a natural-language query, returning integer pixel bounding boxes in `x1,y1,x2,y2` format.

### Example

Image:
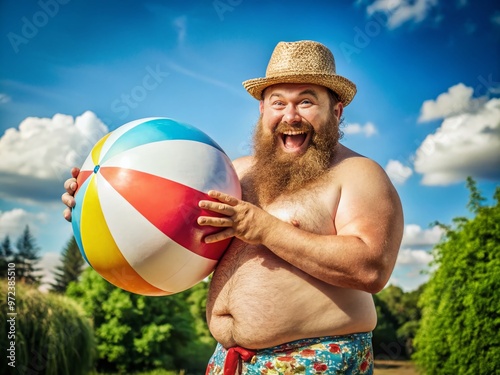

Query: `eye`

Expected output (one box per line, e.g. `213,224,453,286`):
272,100,285,108
300,99,313,106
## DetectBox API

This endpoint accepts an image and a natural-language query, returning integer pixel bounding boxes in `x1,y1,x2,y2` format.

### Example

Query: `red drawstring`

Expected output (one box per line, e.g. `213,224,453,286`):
223,347,257,375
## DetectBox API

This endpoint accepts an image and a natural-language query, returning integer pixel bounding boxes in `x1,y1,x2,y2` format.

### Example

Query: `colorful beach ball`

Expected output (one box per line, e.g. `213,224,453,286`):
71,118,241,296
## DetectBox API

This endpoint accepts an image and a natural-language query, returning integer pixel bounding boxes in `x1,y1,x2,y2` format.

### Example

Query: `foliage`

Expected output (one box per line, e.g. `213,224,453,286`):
372,293,399,359
0,235,14,277
50,236,85,293
372,284,423,359
67,268,216,374
13,225,42,285
413,179,500,374
0,283,95,375
183,279,217,367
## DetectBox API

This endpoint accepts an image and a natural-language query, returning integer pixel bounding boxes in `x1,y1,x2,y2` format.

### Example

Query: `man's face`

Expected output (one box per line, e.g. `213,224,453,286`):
259,83,343,160
246,83,344,205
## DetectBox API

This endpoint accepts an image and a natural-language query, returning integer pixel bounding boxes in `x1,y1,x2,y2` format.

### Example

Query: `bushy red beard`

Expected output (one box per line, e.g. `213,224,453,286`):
243,115,341,206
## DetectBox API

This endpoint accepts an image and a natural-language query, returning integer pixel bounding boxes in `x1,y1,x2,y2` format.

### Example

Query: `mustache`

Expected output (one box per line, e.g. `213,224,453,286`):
275,120,314,134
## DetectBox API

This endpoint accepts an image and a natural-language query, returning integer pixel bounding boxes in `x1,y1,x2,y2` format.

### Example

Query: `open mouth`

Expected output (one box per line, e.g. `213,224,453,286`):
280,130,310,152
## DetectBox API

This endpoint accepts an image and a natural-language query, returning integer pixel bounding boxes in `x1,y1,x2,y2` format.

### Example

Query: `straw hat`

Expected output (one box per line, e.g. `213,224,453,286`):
242,40,357,106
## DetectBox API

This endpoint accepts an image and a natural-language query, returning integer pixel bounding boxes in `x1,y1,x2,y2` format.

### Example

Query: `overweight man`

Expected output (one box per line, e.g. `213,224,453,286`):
63,40,403,374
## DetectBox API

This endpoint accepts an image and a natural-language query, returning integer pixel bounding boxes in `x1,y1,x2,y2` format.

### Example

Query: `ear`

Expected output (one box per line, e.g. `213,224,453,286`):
259,100,264,114
334,102,344,120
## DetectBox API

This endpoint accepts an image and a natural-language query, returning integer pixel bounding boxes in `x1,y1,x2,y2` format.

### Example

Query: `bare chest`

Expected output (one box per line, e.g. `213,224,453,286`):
264,186,338,235
213,180,340,283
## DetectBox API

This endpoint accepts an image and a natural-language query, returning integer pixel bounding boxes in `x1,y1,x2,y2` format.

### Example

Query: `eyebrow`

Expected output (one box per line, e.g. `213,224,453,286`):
268,89,319,100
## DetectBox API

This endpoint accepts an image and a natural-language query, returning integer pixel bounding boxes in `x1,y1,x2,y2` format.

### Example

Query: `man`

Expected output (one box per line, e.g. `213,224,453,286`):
62,40,403,374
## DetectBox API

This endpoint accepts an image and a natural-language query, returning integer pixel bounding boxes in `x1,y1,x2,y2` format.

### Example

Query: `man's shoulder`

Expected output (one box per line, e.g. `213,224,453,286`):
232,155,254,179
330,145,391,187
332,144,381,171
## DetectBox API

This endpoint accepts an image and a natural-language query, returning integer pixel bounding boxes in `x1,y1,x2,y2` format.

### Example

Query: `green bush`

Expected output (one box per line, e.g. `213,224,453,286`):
0,282,95,374
67,268,216,374
413,180,500,374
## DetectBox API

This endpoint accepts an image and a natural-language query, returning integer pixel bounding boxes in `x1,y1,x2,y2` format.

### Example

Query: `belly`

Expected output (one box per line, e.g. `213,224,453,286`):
207,240,377,349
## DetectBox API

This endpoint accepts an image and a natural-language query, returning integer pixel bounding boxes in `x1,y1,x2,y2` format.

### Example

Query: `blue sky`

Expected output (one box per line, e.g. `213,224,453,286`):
0,0,499,291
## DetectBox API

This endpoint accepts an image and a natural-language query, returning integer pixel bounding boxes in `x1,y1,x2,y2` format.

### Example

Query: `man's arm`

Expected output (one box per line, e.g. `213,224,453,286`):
198,157,403,294
260,157,403,293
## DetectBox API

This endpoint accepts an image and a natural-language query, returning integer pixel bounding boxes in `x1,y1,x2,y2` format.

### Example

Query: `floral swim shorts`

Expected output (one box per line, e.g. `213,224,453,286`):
205,332,373,375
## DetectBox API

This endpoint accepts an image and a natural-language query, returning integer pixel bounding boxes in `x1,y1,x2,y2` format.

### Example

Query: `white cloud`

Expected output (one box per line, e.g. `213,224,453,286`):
385,160,413,184
0,208,47,239
366,0,438,29
401,224,444,247
418,83,486,122
396,248,433,265
0,111,108,201
383,224,442,291
414,95,500,185
388,262,431,291
343,122,377,137
387,246,435,291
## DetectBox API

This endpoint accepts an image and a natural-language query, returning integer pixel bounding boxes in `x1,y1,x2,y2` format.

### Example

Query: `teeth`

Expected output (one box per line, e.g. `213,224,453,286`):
282,131,306,135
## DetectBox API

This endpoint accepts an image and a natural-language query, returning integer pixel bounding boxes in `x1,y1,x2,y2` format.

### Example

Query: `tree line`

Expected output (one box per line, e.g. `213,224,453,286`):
1,178,498,374
0,226,84,292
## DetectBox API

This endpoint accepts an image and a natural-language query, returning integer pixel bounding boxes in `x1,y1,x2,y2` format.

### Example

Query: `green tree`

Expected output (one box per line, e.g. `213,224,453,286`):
50,236,85,293
0,235,14,277
184,280,217,368
373,284,424,359
372,293,399,359
67,268,214,373
15,225,42,285
413,178,500,374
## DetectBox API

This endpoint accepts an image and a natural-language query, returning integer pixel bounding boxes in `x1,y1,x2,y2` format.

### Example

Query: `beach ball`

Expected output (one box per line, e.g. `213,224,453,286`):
71,118,241,296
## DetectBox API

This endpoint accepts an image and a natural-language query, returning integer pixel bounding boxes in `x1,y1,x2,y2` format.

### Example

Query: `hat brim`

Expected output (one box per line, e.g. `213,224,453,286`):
242,73,357,106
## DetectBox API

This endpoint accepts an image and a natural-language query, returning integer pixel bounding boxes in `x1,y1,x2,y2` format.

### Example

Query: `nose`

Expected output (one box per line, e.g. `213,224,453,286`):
283,104,301,124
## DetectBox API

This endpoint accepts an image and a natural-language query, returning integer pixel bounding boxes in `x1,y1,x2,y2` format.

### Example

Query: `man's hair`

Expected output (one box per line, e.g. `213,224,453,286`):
327,89,344,139
327,89,340,105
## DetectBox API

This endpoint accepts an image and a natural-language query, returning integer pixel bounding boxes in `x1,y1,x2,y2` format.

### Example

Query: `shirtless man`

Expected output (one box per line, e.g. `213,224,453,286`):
62,41,403,374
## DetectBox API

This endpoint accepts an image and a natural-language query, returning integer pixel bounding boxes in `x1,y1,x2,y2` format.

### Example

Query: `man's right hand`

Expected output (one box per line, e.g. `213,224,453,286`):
61,167,80,222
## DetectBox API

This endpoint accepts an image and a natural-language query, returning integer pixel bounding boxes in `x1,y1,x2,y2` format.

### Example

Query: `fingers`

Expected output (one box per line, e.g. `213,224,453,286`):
61,192,76,208
198,200,236,216
62,167,80,222
63,207,73,222
207,190,239,205
64,167,80,194
64,178,78,194
203,228,235,244
71,167,80,178
197,215,233,227
197,191,241,243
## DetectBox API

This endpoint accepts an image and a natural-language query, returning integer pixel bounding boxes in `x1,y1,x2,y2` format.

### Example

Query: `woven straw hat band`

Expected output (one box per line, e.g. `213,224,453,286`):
242,40,357,106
